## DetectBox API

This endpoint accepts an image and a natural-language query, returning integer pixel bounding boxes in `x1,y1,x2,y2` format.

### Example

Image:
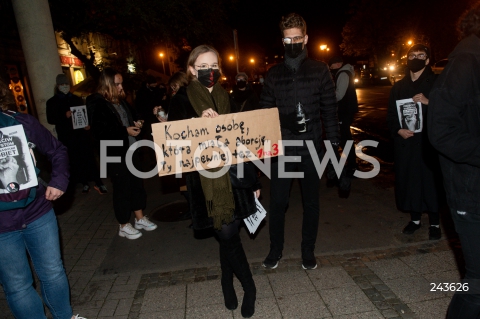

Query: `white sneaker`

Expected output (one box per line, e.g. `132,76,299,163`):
119,223,142,239
72,315,87,319
135,216,158,231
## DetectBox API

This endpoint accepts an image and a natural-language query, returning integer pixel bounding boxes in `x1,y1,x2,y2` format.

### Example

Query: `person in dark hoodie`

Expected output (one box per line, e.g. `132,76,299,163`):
428,3,480,317
386,44,442,240
230,72,259,113
259,13,340,271
46,74,107,195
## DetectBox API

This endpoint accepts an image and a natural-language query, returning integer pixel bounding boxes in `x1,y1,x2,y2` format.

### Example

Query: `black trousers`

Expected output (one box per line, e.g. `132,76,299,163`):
110,154,147,224
447,209,480,318
269,154,320,254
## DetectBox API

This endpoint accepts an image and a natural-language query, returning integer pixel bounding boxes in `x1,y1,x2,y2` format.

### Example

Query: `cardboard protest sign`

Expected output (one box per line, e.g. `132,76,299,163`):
70,105,88,129
151,108,283,176
0,124,38,193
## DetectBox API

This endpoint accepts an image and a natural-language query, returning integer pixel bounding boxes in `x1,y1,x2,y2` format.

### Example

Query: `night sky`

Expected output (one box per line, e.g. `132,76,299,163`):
228,0,353,60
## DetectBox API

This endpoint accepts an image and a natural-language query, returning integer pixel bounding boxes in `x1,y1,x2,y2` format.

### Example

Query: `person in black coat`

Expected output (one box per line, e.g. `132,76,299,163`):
387,44,442,240
229,72,259,113
87,68,157,240
46,74,107,194
167,44,260,318
428,3,480,317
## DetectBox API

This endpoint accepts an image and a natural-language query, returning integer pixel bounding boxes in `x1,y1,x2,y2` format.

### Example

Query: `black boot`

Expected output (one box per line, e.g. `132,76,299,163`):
226,233,256,318
219,239,238,310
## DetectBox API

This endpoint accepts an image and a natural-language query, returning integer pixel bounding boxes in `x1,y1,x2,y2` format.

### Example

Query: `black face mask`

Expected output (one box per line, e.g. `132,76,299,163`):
284,43,304,59
197,68,221,88
407,59,426,73
236,81,247,89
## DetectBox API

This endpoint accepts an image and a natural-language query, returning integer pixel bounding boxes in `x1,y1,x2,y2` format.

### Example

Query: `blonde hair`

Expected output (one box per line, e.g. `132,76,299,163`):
186,45,223,82
97,68,125,103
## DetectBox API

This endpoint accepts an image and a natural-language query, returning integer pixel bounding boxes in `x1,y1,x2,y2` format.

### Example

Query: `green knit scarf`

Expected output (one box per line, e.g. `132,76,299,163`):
187,80,235,230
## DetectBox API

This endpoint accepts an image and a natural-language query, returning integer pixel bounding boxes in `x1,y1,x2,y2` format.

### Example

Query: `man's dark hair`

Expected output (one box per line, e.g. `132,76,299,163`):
279,13,307,35
457,1,480,39
408,44,430,59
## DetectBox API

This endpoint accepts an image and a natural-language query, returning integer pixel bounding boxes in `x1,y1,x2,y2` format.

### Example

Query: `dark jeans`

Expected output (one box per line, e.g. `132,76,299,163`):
269,154,320,254
447,209,480,318
340,117,356,170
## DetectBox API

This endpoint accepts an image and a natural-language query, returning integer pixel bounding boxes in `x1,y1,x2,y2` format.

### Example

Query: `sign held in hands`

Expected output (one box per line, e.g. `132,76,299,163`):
151,108,283,176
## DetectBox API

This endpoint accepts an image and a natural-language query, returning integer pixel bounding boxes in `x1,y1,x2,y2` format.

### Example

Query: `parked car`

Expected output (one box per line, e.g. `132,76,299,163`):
359,65,404,86
432,59,448,74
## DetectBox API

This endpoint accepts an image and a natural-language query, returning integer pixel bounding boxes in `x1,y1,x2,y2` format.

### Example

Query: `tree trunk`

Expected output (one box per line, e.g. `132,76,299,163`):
61,32,101,80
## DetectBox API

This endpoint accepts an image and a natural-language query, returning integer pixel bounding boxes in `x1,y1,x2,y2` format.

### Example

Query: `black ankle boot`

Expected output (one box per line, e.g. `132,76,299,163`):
219,240,238,310
226,234,256,318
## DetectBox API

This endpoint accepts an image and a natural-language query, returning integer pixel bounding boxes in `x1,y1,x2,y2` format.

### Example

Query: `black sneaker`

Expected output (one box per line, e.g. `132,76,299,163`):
302,250,318,270
402,221,421,234
429,226,441,240
262,250,282,269
81,185,90,194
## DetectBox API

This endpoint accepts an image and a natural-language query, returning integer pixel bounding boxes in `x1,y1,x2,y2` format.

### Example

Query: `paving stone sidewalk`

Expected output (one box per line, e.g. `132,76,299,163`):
0,179,462,319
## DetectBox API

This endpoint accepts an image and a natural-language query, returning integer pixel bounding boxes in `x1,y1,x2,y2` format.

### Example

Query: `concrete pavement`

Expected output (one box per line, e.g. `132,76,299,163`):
0,168,462,319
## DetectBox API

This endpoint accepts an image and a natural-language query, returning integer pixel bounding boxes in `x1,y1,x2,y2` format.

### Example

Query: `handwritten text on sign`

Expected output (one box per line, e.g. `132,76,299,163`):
151,108,283,176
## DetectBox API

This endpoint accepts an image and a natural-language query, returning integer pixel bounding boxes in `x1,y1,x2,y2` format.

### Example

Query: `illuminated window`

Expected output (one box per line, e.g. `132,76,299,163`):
74,70,85,85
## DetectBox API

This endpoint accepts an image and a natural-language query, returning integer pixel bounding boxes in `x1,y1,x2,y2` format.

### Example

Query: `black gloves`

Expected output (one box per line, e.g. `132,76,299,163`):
279,112,305,135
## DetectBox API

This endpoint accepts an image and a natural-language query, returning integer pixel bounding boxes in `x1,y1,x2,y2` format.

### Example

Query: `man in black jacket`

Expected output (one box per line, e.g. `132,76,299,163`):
260,13,340,270
428,3,480,317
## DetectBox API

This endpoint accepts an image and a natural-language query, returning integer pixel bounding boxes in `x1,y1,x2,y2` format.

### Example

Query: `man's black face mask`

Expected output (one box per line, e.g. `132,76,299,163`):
284,43,304,59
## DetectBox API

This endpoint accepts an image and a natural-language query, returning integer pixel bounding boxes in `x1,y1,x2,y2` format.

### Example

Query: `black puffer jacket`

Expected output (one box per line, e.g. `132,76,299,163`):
260,57,340,156
428,34,480,222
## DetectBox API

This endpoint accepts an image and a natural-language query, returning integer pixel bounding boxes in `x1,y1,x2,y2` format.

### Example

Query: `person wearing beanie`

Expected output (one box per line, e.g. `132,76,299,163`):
230,72,259,113
46,73,108,195
386,43,443,240
259,13,340,271
328,55,359,181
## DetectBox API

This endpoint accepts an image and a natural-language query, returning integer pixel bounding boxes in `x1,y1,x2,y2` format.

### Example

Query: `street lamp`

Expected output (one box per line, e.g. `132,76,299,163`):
159,52,165,74
319,44,329,62
250,58,255,79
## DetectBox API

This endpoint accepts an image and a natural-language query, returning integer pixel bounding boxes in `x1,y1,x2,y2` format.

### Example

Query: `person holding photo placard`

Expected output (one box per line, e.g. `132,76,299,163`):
0,78,85,319
166,45,260,318
46,74,107,195
386,44,443,240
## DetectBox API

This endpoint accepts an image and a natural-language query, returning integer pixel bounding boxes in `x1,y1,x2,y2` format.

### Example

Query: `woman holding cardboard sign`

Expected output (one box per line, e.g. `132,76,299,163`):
167,45,260,318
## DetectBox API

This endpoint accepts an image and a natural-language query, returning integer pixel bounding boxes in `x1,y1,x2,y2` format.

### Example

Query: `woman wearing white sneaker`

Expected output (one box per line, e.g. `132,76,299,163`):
167,45,260,318
87,68,157,239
